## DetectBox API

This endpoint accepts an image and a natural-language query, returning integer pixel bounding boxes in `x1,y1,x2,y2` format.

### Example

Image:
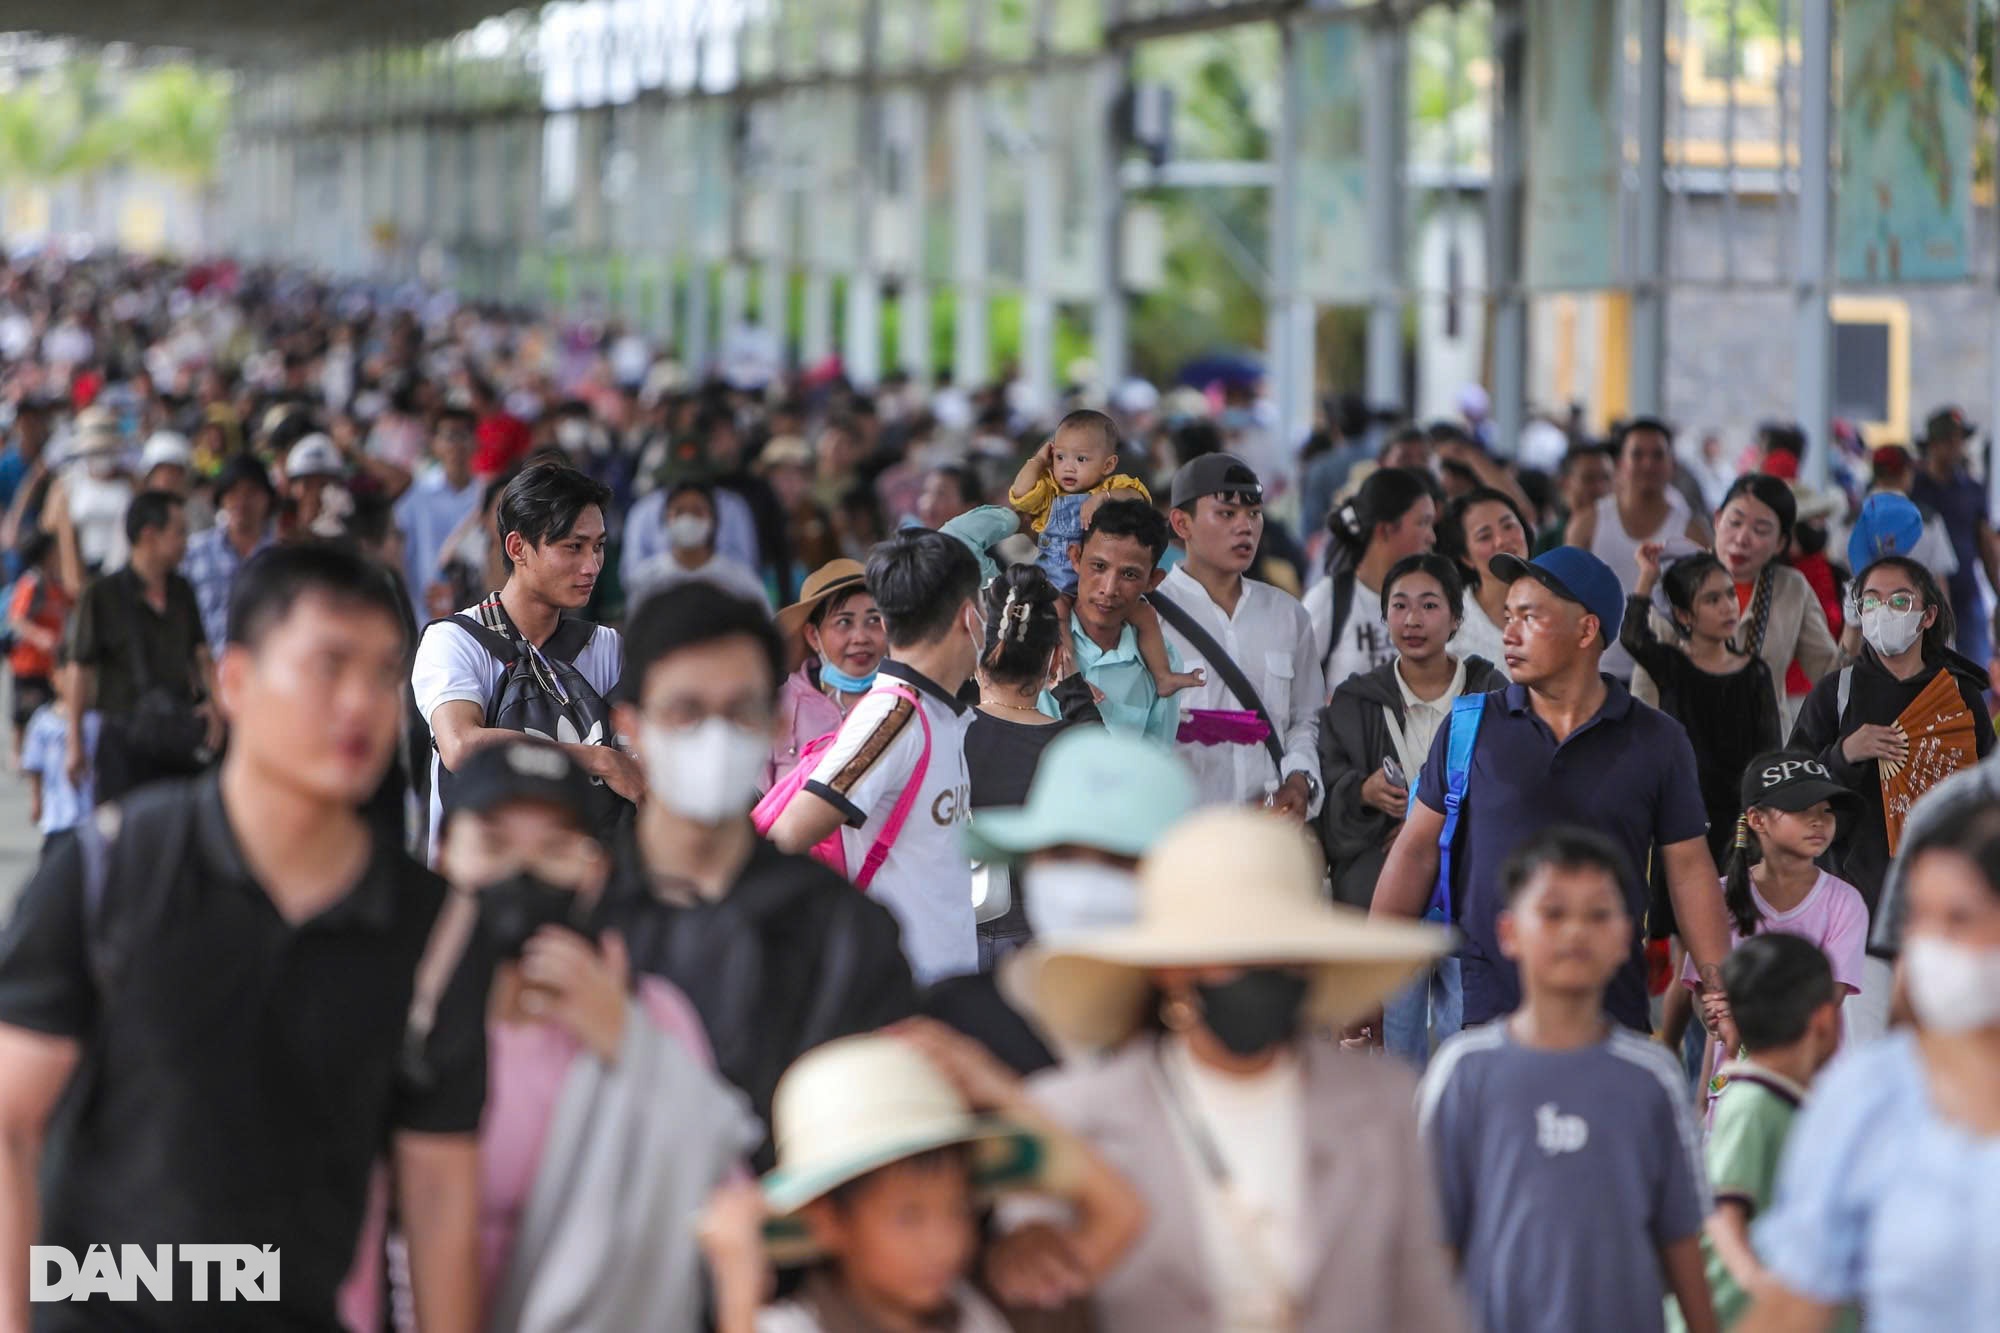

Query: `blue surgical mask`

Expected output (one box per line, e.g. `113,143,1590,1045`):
820,658,878,694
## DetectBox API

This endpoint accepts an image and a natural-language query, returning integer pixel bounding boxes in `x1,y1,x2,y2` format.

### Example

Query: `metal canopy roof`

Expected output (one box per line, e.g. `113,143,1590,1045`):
8,0,524,63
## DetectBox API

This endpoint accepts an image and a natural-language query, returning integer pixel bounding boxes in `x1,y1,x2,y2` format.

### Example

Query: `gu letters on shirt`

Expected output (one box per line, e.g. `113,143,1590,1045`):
30,1245,280,1303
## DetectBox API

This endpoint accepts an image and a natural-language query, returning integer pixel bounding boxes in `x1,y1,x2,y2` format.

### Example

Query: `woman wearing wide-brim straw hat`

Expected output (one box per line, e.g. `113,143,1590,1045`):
764,558,889,790
993,808,1472,1333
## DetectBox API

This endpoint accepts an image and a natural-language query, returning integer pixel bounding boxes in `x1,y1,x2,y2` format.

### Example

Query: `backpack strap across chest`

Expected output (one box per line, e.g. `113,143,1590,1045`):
74,793,197,1001
1429,692,1489,925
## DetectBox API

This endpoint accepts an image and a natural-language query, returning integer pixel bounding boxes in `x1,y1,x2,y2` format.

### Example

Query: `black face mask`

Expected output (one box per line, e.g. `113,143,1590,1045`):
1194,969,1312,1058
476,871,590,960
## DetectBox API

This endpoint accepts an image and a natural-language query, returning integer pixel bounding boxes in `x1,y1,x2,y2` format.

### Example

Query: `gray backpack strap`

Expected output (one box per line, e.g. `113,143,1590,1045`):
75,805,120,994
1835,665,1853,724
72,798,192,1000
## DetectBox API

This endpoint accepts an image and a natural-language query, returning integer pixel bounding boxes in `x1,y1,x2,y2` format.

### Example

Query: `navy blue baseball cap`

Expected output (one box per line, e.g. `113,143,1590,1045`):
1488,546,1624,646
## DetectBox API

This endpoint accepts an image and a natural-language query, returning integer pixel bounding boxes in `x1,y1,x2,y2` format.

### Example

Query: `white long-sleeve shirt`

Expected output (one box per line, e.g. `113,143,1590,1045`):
1155,564,1325,815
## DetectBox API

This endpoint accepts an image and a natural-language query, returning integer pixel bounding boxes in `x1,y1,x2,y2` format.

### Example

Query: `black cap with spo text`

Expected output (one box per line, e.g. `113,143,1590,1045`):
1739,750,1861,815
1170,452,1264,510
448,738,596,825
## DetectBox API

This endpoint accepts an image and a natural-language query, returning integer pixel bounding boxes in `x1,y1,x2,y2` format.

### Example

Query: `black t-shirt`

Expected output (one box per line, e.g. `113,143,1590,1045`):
0,775,489,1330
964,707,1091,942
596,832,917,1168
65,567,204,716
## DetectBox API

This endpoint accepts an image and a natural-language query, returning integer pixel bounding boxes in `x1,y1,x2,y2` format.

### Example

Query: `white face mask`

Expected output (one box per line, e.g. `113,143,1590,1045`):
1860,603,1925,657
666,513,714,552
1902,936,2000,1033
641,718,768,825
1023,861,1139,939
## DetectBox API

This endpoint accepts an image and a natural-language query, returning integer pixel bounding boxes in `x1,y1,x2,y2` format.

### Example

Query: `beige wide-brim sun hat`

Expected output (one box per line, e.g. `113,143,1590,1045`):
774,558,869,639
759,1033,1048,1264
1020,807,1452,1050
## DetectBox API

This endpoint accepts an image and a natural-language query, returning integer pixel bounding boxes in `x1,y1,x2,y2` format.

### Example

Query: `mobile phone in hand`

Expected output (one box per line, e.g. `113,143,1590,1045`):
1382,756,1407,789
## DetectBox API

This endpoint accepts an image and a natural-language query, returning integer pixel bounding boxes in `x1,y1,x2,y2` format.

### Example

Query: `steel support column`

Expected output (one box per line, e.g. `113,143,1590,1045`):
686,267,713,375
1364,13,1408,414
1022,76,1059,417
1490,0,1529,455
1631,0,1669,416
896,90,934,385
1092,50,1129,389
1270,19,1313,464
720,263,749,349
1794,0,1833,487
951,83,990,387
802,271,835,366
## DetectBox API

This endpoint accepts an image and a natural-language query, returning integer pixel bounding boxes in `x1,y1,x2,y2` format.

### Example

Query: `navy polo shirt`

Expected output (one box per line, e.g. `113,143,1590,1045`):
1415,677,1707,1031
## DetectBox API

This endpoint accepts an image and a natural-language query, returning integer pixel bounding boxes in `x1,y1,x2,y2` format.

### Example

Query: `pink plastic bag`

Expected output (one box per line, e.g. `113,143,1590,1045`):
751,684,931,889
1176,708,1271,747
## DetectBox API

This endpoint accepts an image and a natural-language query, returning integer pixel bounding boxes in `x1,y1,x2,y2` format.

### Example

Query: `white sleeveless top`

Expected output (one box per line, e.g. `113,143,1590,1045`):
1586,490,1698,680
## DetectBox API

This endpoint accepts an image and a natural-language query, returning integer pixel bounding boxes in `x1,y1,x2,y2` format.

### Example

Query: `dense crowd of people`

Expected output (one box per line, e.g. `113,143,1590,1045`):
0,250,1994,1332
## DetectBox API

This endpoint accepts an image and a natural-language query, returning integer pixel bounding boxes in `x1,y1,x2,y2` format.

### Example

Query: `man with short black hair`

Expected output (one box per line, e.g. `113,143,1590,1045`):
770,528,984,983
413,461,638,863
601,581,915,1163
1372,546,1737,1047
1155,453,1325,819
916,463,977,532
65,490,212,803
1040,498,1183,742
0,543,489,1331
395,405,483,619
180,453,277,652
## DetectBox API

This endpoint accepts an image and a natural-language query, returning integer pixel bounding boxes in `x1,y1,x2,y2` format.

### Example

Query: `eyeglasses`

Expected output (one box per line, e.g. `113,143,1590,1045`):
1858,591,1920,614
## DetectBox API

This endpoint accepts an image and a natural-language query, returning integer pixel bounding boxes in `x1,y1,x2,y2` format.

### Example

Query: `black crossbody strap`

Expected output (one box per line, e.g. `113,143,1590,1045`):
1148,589,1286,770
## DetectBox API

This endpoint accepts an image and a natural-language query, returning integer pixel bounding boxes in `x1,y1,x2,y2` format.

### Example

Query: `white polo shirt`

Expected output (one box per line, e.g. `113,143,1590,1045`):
803,661,976,985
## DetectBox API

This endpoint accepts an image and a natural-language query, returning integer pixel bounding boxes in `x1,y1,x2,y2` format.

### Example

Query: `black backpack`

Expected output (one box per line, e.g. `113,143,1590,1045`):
426,596,632,842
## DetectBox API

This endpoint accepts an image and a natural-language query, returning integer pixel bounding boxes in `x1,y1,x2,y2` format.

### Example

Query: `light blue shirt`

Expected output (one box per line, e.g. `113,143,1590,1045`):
938,505,1022,584
394,467,482,600
21,704,96,836
1037,614,1181,744
1755,1032,2000,1331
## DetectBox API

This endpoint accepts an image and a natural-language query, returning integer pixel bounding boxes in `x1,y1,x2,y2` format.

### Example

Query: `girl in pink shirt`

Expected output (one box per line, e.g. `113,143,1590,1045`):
1685,751,1868,1119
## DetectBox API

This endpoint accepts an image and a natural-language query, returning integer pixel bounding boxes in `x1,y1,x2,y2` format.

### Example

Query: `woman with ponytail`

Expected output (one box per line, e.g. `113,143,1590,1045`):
963,565,1102,965
1682,752,1866,1121
1305,466,1438,697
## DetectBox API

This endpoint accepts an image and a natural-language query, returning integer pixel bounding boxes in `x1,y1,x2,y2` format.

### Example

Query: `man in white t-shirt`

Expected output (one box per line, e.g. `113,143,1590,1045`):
411,461,641,861
770,529,984,984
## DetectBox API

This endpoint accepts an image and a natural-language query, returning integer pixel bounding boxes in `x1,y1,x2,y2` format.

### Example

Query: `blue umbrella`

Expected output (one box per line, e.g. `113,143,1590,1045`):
1176,351,1264,391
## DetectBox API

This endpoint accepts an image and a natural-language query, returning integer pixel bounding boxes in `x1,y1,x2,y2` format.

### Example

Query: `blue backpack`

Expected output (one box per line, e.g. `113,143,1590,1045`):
1429,692,1488,924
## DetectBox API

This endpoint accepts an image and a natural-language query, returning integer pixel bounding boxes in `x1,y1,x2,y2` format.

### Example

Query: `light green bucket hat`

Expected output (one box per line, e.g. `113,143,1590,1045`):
963,729,1196,864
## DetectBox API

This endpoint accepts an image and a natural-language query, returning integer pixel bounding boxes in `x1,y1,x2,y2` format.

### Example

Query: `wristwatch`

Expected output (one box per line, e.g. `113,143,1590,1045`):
1291,770,1322,806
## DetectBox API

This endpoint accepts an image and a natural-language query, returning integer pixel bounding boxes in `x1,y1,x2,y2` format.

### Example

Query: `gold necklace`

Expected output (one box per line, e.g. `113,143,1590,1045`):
981,697,1045,716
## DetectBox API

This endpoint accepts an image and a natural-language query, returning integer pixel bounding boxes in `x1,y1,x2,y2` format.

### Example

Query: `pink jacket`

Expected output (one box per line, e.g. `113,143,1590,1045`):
765,664,849,792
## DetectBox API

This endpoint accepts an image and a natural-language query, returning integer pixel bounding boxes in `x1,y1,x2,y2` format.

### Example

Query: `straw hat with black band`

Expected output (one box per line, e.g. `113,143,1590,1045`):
774,559,869,639
1020,807,1451,1049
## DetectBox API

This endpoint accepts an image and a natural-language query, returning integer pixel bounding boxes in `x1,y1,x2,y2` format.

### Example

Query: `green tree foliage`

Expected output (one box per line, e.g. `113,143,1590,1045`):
0,59,229,186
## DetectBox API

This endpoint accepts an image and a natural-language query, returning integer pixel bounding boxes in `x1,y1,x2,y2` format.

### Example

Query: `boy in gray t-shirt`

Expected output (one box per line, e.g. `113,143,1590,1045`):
1418,827,1717,1333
